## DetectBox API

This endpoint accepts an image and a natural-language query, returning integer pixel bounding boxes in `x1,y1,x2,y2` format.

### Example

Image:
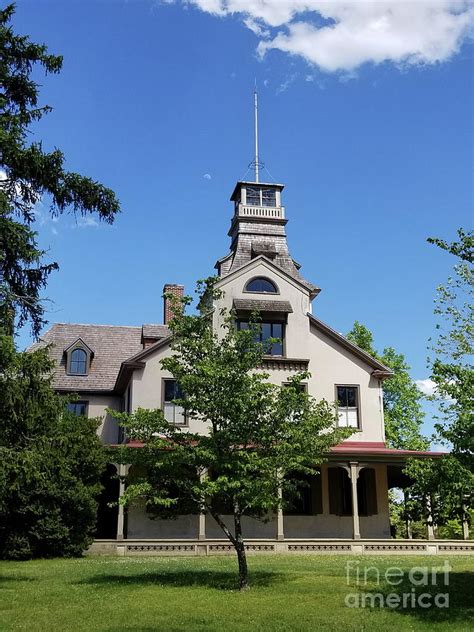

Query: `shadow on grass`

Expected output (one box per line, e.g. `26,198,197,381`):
373,571,474,624
78,569,282,591
0,576,37,586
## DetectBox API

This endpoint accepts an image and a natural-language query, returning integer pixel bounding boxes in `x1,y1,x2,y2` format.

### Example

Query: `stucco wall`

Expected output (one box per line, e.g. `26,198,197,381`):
213,258,385,443
80,394,121,444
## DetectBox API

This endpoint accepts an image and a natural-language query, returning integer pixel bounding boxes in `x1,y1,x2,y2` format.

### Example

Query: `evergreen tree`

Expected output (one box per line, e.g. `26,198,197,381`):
0,3,119,336
0,336,105,559
0,5,119,558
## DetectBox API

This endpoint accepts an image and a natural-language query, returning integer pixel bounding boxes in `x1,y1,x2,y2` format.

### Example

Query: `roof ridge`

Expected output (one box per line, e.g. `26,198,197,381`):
52,323,142,329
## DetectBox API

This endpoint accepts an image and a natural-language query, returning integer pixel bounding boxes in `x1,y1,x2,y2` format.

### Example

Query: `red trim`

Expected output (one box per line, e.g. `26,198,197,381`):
330,441,445,457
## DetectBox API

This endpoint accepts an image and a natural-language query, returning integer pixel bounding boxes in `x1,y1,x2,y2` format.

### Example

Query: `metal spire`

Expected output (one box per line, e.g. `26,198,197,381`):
254,84,259,183
249,82,264,182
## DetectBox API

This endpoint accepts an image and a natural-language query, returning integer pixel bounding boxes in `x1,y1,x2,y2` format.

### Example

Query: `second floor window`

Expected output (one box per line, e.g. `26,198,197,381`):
237,320,284,356
69,348,88,375
336,385,359,428
163,379,186,425
67,401,88,416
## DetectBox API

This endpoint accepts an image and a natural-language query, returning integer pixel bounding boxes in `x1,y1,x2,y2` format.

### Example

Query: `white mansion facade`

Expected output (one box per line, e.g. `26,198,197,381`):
34,176,457,555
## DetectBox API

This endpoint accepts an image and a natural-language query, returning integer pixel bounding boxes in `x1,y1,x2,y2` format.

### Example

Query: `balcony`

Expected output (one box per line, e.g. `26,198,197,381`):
236,204,285,220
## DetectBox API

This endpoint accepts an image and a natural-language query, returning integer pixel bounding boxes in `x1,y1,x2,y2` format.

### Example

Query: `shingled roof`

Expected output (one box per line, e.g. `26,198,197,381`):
30,323,144,392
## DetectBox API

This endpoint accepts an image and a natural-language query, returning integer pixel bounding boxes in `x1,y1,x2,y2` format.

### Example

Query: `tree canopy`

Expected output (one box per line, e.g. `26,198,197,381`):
113,280,349,589
0,3,119,337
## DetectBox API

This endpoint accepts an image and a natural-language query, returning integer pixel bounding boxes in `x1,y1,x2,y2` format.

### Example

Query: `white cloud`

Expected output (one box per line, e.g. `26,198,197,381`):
203,173,212,180
75,216,99,228
185,1,474,72
415,378,438,396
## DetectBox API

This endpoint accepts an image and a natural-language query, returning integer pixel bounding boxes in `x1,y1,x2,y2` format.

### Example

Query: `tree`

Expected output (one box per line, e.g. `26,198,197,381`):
0,335,105,559
0,6,119,558
346,322,428,451
113,280,349,589
0,4,119,337
404,229,473,537
428,229,473,472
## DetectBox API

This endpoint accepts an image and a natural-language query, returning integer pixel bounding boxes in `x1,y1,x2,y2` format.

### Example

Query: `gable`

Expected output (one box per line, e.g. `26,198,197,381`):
308,313,392,377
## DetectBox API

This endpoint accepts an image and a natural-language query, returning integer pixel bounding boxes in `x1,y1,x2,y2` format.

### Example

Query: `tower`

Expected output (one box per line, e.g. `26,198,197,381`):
215,90,318,298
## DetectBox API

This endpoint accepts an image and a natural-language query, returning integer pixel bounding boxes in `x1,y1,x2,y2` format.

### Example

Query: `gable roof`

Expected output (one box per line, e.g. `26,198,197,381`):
29,323,143,392
216,255,320,297
114,334,173,392
307,313,393,377
63,337,94,356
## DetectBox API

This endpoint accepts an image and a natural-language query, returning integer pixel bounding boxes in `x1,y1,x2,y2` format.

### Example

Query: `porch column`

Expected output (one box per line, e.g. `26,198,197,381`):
198,469,207,541
462,499,470,540
277,485,285,541
116,464,129,541
404,489,413,539
349,462,361,540
426,497,435,541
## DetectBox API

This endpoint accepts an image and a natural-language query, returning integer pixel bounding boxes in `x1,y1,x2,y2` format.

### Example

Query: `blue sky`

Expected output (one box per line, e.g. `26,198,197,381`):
14,1,473,435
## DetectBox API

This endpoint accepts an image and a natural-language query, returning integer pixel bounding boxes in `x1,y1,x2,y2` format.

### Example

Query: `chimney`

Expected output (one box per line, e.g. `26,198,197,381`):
163,284,184,325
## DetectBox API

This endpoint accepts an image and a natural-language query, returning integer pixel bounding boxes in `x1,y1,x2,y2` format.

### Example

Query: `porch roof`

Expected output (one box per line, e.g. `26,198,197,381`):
329,441,445,461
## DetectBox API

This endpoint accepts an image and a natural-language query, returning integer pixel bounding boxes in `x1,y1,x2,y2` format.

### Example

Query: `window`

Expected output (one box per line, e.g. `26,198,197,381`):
336,385,360,428
246,186,260,206
244,277,278,294
237,320,284,356
67,401,88,416
246,186,276,207
285,471,322,516
357,468,378,516
328,468,352,516
69,348,88,375
163,379,186,425
283,382,307,393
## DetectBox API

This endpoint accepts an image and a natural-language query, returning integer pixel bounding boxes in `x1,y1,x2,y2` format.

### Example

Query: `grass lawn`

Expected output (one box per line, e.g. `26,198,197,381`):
0,554,473,631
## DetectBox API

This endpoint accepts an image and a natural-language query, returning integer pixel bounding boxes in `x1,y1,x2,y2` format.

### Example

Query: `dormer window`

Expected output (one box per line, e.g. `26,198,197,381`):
70,349,87,375
244,277,278,294
65,339,93,376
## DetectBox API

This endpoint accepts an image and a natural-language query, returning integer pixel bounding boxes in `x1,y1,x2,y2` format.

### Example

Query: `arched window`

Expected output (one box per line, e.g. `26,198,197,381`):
244,277,278,294
69,348,88,375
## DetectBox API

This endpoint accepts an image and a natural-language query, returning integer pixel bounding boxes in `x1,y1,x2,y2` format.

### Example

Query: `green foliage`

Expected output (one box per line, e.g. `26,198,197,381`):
0,4,119,337
112,279,349,588
404,455,472,531
404,229,474,533
346,321,428,450
0,334,105,559
429,228,473,473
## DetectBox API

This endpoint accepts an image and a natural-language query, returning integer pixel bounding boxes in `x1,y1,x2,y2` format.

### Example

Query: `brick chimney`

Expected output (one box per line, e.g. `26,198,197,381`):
163,284,184,325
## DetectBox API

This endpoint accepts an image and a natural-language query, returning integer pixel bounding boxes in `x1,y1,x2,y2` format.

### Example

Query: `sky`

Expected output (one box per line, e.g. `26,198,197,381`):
12,1,473,437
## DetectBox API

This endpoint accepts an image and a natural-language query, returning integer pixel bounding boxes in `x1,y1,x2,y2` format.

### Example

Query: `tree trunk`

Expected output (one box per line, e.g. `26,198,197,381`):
210,508,249,590
234,512,249,590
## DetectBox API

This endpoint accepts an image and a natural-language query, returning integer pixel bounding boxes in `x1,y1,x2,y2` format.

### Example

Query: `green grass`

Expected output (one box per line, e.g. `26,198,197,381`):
0,555,473,631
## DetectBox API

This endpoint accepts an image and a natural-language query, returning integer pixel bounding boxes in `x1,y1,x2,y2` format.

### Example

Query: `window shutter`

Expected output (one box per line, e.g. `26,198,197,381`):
312,471,323,515
328,468,342,515
365,468,378,516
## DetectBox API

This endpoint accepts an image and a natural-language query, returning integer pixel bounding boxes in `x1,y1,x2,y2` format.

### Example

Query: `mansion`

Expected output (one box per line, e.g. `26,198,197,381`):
34,176,468,556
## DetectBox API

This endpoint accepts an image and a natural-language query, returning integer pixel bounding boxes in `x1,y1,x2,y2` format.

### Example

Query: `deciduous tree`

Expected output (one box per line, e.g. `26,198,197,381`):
113,281,349,589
